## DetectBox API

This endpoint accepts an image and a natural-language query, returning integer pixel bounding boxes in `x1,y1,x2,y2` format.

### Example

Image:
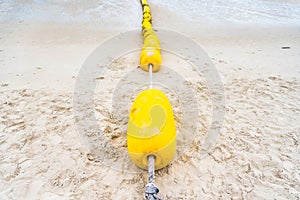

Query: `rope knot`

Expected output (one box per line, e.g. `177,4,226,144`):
145,183,162,200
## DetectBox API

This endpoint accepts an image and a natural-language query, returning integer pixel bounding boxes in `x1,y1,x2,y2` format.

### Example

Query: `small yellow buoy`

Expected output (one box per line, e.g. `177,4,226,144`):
127,89,176,170
139,0,162,72
139,28,162,72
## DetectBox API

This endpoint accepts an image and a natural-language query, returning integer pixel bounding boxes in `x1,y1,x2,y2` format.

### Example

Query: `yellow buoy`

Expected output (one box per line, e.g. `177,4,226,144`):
140,28,162,72
139,0,162,72
127,89,176,170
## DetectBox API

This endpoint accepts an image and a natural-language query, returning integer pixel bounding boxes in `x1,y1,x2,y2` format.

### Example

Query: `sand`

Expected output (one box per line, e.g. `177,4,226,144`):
1,1,300,200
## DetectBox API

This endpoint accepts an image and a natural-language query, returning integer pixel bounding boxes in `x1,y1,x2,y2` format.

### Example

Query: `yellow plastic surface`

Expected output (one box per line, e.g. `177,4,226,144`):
127,89,176,170
140,0,162,72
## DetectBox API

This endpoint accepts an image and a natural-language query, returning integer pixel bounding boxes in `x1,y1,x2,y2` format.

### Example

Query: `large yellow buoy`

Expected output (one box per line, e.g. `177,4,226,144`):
127,89,176,170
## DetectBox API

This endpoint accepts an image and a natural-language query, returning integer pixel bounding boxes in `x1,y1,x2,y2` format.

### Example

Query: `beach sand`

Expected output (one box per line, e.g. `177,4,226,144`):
1,1,300,199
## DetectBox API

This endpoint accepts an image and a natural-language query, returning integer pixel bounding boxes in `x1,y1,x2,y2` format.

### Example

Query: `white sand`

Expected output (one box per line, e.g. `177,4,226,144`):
1,1,300,199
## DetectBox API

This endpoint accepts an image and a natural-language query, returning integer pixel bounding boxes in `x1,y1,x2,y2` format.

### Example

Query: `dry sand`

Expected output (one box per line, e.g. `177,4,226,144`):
1,2,300,200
